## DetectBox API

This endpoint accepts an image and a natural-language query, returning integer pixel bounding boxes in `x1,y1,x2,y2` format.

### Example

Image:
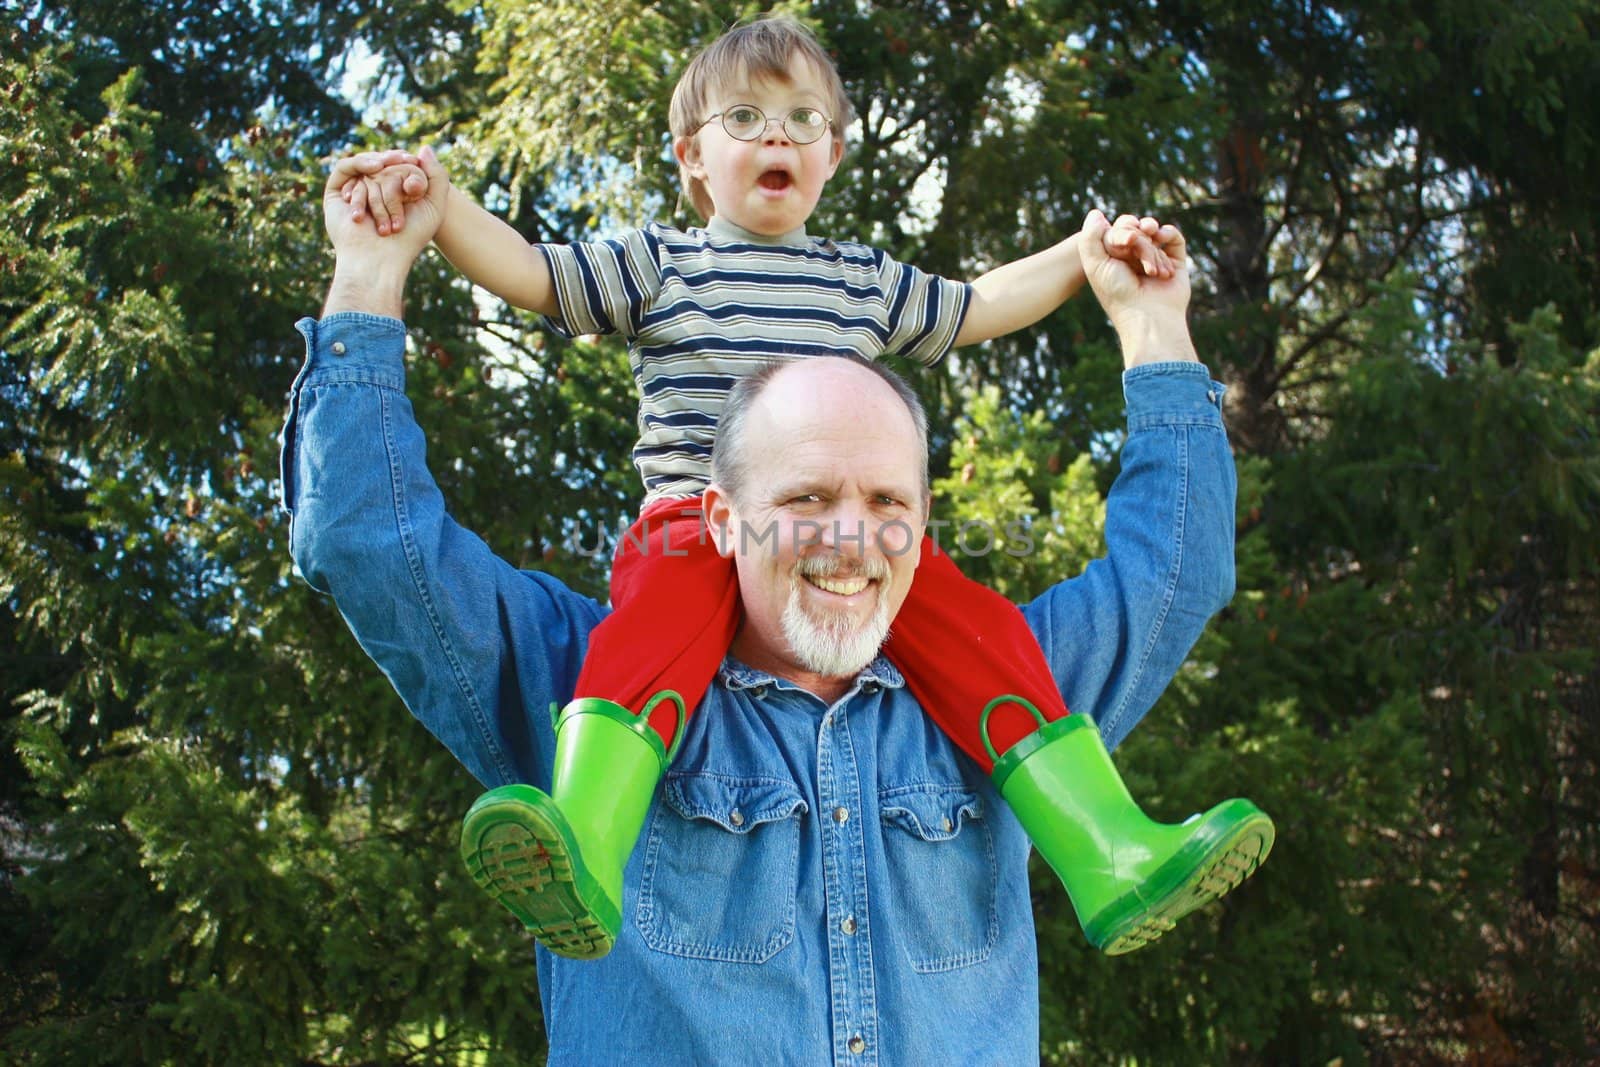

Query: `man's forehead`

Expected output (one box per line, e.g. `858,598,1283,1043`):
769,440,920,490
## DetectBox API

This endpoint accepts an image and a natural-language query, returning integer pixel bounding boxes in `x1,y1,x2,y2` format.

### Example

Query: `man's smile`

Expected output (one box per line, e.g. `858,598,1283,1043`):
805,574,871,597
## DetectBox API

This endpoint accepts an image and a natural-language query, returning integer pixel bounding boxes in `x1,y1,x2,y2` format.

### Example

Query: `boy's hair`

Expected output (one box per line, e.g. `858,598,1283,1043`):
669,15,855,221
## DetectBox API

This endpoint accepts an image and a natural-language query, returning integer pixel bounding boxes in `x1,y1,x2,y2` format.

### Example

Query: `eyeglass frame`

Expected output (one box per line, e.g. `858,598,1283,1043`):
690,104,836,145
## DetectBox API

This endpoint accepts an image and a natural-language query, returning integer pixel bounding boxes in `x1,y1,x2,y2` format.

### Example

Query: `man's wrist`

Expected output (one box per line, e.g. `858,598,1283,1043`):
1113,310,1199,366
323,257,411,319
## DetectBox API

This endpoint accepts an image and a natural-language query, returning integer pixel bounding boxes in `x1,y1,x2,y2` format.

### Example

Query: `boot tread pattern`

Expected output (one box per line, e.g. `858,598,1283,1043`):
463,819,613,960
1103,821,1272,956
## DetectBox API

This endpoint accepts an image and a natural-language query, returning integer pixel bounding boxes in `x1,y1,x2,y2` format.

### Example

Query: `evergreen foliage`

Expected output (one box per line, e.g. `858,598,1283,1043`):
4,1,1597,1062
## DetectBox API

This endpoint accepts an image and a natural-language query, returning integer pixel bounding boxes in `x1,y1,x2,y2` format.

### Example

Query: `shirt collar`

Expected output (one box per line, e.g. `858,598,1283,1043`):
704,215,810,248
717,654,905,693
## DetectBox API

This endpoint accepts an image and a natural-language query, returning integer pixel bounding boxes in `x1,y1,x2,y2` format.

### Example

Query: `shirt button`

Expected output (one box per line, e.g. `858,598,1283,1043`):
729,809,745,827
331,341,347,356
848,1035,866,1054
1206,388,1219,404
832,806,849,824
841,915,857,935
941,817,954,833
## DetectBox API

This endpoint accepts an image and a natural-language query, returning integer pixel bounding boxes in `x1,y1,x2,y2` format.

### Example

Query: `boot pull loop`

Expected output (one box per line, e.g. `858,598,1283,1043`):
979,694,1047,764
638,690,687,763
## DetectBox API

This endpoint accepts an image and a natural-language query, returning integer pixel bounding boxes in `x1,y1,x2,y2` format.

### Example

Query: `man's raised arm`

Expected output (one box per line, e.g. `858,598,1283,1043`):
1023,210,1236,749
280,149,604,789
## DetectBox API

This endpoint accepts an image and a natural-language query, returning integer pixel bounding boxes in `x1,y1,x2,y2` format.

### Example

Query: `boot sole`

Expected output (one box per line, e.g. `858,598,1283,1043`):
1089,802,1275,956
460,785,620,960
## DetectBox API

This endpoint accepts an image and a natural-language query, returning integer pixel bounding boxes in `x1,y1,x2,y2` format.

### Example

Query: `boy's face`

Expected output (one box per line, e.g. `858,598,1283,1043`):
674,55,845,236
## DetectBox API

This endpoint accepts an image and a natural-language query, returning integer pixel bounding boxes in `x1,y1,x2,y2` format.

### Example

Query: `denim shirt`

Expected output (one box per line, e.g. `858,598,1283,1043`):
281,314,1237,1066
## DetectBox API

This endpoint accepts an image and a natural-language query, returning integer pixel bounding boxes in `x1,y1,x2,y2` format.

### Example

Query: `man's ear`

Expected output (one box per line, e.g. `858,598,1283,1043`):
674,135,705,180
702,483,738,559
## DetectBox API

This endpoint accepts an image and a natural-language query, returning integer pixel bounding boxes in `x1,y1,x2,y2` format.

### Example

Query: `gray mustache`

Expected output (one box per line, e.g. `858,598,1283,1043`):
793,554,890,582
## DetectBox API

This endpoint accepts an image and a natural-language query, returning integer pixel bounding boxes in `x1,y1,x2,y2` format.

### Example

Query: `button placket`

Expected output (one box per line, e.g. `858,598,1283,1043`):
818,703,877,1066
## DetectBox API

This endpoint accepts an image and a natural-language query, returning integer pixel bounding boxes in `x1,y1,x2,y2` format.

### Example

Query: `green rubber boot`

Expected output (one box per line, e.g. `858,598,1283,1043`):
460,692,684,960
983,697,1274,955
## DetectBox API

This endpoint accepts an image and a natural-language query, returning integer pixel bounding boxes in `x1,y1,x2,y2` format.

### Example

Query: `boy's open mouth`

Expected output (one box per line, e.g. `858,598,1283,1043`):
758,168,793,191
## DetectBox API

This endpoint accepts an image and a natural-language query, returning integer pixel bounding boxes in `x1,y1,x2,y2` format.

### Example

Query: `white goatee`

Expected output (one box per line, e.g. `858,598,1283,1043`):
781,554,893,678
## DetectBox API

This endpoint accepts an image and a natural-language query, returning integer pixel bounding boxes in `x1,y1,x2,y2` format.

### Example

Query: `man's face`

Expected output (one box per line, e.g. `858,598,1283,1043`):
707,361,926,686
674,54,845,236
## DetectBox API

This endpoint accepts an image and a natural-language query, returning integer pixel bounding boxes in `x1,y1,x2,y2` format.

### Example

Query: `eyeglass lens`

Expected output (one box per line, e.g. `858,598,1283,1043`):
719,105,829,144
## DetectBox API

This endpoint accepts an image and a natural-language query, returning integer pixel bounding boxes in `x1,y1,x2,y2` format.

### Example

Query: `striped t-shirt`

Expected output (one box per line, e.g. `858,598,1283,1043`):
537,216,972,504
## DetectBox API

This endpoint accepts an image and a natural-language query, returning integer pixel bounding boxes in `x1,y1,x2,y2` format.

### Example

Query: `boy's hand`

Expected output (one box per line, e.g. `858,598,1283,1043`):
329,147,422,235
1103,214,1180,279
343,162,430,236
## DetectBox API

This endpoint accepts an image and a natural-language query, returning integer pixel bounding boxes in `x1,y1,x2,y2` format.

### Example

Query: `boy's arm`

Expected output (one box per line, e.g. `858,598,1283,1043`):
431,186,559,317
343,150,560,316
951,215,1179,347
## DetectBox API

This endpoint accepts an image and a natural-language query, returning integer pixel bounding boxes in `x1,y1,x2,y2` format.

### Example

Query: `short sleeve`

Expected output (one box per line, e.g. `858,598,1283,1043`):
874,249,973,367
537,226,665,340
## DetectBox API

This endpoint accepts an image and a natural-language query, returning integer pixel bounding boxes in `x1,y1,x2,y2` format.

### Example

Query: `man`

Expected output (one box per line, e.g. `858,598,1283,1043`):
284,152,1239,1065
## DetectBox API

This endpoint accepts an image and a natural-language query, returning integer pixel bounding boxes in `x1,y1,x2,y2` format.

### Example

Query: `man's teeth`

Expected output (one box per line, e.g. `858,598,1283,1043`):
810,576,869,596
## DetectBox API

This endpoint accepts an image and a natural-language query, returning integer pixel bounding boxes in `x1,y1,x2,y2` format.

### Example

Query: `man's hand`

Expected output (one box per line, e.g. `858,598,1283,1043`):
321,146,450,317
1080,210,1197,366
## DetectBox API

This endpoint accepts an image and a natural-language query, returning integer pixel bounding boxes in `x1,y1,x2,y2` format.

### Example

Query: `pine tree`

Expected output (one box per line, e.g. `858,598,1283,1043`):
5,0,1598,1061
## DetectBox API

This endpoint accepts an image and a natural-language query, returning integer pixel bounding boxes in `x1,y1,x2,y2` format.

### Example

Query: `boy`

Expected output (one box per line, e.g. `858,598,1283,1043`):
338,15,1272,962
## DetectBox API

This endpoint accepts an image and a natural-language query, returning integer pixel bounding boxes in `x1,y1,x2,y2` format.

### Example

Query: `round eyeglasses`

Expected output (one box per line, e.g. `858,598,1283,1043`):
694,104,833,145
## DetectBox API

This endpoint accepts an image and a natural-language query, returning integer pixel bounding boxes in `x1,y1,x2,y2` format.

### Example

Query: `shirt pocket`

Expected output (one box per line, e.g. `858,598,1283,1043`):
635,773,807,963
878,785,998,973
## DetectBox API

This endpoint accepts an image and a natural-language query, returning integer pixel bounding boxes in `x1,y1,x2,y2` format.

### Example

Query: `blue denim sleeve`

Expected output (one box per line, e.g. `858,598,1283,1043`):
1021,361,1237,751
281,313,605,789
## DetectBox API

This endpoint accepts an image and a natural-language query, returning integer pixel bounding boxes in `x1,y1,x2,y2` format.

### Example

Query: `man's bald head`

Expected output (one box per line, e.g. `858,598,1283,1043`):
711,354,930,510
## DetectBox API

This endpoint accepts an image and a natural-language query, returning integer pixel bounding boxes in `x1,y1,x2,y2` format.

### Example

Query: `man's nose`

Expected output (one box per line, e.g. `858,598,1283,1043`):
819,501,871,556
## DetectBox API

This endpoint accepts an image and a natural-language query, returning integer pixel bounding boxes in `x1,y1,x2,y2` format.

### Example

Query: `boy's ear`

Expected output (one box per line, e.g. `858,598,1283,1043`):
702,484,738,559
826,135,844,175
674,135,705,179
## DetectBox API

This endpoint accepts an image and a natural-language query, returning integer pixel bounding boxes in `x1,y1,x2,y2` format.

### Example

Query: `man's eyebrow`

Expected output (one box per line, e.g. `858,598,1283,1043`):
768,474,833,498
